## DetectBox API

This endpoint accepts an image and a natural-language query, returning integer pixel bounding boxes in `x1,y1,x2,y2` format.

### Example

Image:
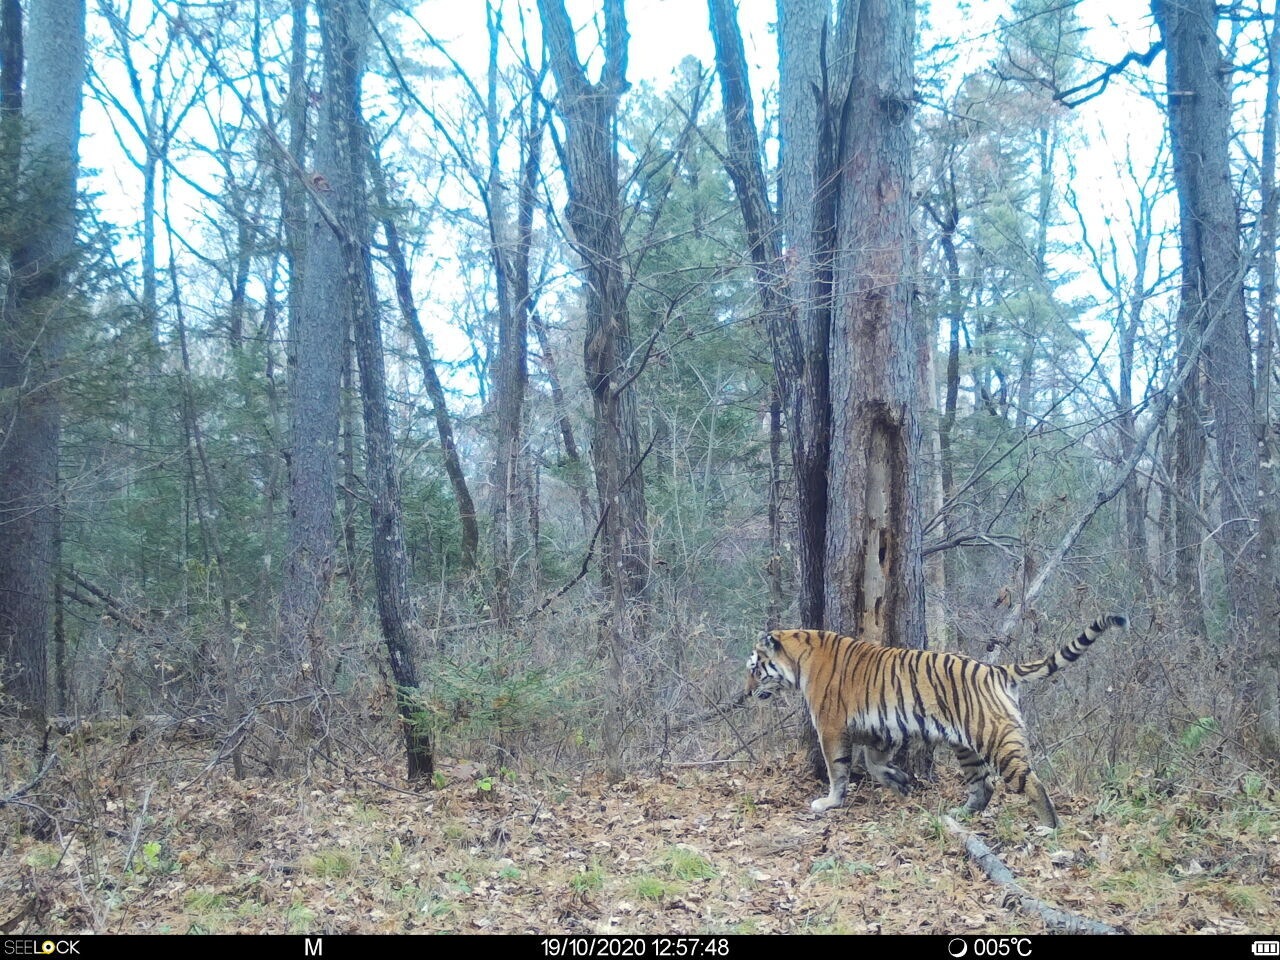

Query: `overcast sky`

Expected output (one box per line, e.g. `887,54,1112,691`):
80,0,1254,407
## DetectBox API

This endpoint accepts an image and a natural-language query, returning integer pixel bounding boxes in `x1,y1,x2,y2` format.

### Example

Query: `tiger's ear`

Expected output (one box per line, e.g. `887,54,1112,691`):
763,632,781,652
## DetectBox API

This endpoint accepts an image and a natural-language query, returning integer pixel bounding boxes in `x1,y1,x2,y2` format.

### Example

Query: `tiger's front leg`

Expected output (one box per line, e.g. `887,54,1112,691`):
810,726,854,813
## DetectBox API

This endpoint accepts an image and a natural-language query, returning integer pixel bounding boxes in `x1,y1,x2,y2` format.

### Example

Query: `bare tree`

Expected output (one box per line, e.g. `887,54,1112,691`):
484,4,545,627
1154,0,1274,754
371,144,480,577
537,0,651,616
708,0,825,629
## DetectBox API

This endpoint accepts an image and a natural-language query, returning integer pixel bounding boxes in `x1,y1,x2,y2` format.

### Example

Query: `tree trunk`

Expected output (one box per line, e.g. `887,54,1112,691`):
1155,0,1271,754
538,0,650,608
712,0,919,776
538,0,650,778
0,0,85,721
825,0,922,648
776,0,839,630
371,151,480,577
280,0,347,676
314,0,431,778
767,387,784,628
486,26,543,627
708,0,834,631
1257,2,1280,759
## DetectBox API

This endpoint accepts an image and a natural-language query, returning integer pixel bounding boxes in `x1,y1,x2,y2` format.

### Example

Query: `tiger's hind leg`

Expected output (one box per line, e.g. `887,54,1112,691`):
863,743,911,798
950,745,996,817
810,727,854,813
985,726,1058,828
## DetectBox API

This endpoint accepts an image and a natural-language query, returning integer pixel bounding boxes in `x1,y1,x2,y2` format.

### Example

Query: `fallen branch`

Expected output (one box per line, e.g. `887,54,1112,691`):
64,570,148,633
943,815,1123,935
0,750,58,808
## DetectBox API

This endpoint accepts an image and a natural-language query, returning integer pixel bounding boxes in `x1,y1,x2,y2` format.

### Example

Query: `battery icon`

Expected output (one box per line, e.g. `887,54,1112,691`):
1253,943,1279,955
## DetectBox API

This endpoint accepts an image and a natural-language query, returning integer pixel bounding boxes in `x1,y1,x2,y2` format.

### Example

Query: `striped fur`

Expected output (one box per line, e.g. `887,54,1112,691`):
746,615,1126,827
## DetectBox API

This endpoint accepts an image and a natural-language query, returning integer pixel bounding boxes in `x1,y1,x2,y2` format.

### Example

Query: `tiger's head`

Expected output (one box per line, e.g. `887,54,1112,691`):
746,631,799,700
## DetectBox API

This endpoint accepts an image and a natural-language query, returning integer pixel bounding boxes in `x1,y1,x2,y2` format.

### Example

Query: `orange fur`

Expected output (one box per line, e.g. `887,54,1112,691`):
746,616,1126,826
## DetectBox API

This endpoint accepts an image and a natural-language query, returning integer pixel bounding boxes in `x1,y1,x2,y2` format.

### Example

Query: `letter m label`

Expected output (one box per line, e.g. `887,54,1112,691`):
305,939,322,956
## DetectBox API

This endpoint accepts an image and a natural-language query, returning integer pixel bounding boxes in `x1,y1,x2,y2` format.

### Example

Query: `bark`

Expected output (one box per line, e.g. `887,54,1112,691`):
281,0,349,674
1154,0,1270,753
708,0,830,630
766,388,784,628
538,0,651,612
324,0,430,778
487,21,544,626
1258,3,1280,758
0,0,85,721
824,0,923,649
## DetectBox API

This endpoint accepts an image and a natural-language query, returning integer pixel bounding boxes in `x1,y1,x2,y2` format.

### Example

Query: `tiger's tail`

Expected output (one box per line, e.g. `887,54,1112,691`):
1009,615,1127,682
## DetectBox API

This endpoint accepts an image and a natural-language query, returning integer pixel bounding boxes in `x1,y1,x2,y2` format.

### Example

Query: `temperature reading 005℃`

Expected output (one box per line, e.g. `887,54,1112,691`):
948,938,1032,958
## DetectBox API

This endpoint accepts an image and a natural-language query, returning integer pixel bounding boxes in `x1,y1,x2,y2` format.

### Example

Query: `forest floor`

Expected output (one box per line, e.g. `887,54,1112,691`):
2,743,1279,935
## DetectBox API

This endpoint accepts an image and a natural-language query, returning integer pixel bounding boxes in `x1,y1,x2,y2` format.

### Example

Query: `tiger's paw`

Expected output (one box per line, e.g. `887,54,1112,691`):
810,796,842,813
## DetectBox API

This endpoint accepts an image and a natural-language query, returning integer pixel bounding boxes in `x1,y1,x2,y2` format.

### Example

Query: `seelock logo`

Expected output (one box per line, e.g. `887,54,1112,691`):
4,941,81,955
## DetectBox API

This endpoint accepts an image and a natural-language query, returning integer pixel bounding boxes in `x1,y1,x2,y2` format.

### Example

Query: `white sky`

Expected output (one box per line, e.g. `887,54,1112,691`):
78,0,1254,410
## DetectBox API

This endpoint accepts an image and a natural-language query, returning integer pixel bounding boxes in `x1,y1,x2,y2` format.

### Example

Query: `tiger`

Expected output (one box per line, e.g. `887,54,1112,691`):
745,615,1126,827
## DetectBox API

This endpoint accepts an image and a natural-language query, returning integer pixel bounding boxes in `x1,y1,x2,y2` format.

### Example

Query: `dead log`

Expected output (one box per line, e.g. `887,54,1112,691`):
943,815,1124,935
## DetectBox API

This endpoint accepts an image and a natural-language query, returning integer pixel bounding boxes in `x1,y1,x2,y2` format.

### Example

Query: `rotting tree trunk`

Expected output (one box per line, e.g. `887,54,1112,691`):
1155,0,1271,754
0,0,85,721
712,0,921,776
825,0,923,649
